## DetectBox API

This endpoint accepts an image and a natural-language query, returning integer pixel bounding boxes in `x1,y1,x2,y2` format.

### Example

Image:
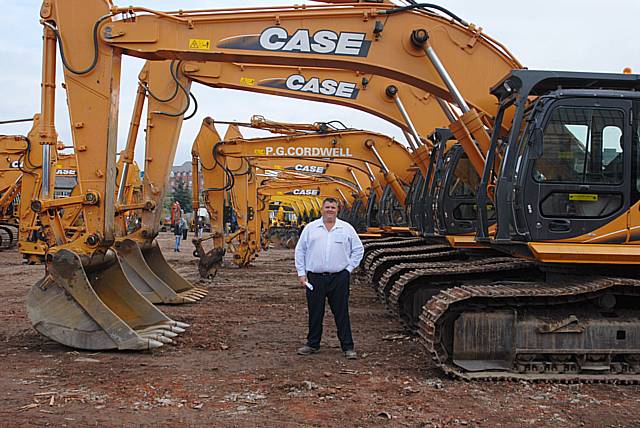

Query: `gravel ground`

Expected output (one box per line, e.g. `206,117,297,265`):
0,232,639,427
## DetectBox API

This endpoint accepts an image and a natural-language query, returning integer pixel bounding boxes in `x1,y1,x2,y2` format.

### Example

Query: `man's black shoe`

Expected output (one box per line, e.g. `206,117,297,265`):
297,345,320,355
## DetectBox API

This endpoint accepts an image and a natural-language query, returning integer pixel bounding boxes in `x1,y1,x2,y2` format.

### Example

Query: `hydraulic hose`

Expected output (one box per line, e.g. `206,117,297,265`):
42,15,112,75
379,3,468,27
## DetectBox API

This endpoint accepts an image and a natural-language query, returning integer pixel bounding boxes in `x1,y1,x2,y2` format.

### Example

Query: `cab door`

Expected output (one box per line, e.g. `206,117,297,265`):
519,98,632,242
627,101,640,243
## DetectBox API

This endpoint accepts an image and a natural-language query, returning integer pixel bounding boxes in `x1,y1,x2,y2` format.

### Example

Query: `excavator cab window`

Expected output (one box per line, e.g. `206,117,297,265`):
533,107,625,186
533,105,626,218
517,97,632,242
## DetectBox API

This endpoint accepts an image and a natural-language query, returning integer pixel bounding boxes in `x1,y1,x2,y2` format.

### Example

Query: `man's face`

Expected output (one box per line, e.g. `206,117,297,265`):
321,202,338,221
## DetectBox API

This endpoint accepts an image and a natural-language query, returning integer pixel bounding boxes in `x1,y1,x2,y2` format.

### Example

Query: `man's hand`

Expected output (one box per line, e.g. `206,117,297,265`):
299,275,308,286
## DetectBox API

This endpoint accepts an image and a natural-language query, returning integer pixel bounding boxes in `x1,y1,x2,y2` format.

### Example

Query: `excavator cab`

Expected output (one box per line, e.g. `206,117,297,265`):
478,70,640,256
365,191,380,229
378,184,408,229
432,146,479,236
404,172,424,231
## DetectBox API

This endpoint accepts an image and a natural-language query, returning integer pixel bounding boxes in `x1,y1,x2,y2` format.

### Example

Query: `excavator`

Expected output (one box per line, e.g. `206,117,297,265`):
111,4,640,382
193,126,366,272
252,158,373,231
190,116,414,276
30,1,640,382
0,134,28,249
24,0,519,352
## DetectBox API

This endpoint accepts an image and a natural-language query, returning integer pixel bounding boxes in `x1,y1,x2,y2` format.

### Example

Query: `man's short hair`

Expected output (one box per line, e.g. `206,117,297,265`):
322,197,339,206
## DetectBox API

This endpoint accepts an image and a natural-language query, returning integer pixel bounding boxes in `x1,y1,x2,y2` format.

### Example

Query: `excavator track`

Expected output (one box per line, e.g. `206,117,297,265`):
362,238,427,269
362,235,414,244
387,257,539,331
363,236,423,252
363,243,443,274
0,223,17,250
373,251,466,301
418,276,640,383
365,244,451,284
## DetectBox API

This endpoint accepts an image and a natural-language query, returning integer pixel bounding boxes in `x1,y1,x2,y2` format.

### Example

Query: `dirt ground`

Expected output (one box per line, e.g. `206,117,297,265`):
0,233,639,427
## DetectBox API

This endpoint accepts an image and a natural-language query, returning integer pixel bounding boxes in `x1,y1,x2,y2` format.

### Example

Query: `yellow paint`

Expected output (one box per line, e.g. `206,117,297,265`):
188,39,211,50
529,242,640,264
559,152,574,160
254,149,266,156
569,194,598,201
240,77,256,86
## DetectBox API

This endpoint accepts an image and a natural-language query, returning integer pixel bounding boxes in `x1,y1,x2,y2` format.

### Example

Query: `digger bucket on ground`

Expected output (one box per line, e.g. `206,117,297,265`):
142,240,208,296
192,236,225,279
268,231,282,247
26,249,189,351
197,247,225,279
115,239,202,304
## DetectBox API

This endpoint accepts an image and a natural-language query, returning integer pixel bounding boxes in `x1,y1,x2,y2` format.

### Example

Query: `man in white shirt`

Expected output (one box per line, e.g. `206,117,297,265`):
294,197,364,359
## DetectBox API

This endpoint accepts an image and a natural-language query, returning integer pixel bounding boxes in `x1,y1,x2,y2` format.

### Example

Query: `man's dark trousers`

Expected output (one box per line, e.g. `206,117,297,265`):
306,270,354,351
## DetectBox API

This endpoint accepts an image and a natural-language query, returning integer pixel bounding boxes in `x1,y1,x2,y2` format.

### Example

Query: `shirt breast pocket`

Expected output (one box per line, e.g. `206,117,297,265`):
333,232,346,244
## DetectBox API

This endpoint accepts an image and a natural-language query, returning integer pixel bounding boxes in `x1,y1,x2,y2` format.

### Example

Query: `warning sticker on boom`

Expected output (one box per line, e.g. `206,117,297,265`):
189,39,211,50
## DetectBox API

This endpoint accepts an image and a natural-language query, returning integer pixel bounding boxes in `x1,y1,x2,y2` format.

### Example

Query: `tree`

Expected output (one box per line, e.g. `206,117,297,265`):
171,179,192,213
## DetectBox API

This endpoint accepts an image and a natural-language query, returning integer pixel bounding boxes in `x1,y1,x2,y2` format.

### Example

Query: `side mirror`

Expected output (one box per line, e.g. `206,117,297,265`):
529,127,544,159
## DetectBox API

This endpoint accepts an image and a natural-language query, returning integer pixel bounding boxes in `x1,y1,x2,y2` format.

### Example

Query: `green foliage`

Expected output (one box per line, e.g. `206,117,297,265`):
171,179,192,213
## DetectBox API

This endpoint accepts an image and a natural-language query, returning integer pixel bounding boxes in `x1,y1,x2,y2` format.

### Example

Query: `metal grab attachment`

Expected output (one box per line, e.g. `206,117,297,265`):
26,249,189,350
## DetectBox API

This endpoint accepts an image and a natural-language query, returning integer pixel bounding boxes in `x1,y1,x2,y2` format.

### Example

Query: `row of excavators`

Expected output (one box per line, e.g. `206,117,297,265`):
1,0,639,382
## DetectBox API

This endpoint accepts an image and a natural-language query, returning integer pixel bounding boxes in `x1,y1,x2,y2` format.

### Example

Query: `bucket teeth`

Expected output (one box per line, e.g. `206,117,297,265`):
173,321,190,329
147,339,164,349
183,291,206,300
140,334,174,345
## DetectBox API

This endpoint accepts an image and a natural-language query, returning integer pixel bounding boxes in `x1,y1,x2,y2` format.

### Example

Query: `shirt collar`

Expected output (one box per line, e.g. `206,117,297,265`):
317,217,344,228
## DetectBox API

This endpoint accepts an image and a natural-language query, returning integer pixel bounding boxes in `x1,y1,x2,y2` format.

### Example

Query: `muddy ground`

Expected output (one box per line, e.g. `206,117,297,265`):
0,232,639,427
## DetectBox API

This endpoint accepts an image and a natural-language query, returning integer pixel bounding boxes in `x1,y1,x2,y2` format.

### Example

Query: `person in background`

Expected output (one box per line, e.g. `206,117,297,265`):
294,197,364,360
174,216,187,252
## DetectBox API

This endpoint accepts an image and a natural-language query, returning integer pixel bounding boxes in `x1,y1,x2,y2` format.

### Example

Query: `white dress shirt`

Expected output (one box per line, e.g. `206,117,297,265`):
295,217,364,277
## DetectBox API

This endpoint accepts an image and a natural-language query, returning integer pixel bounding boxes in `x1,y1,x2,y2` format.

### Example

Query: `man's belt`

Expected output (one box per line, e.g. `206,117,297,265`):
309,271,343,276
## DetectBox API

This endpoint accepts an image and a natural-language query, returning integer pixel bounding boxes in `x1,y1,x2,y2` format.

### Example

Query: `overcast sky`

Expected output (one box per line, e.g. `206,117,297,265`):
1,1,638,167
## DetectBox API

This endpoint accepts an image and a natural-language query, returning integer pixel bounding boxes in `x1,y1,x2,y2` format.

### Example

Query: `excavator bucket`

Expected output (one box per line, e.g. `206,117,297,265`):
26,249,188,351
115,239,204,304
192,236,225,279
141,240,209,295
